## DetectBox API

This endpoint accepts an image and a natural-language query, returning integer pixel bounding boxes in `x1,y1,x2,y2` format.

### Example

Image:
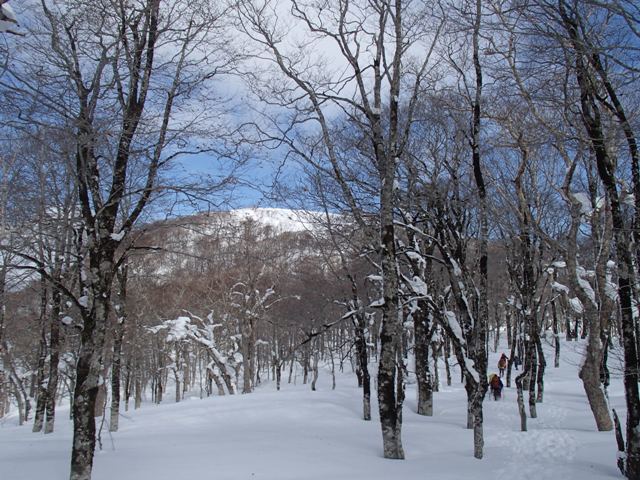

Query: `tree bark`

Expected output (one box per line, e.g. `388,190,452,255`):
32,280,48,433
353,310,371,421
470,0,488,458
45,285,62,434
551,298,560,368
414,304,433,416
71,268,113,480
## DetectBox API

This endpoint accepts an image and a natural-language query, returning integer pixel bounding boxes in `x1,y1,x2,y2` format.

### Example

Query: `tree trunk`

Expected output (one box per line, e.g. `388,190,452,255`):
11,376,25,426
580,337,614,431
311,345,319,392
302,346,309,385
353,312,371,421
110,321,124,430
471,386,484,460
5,348,31,425
45,286,62,434
288,354,294,384
414,305,432,416
506,308,512,348
210,369,225,396
70,263,113,480
535,334,546,403
528,341,537,418
377,172,405,460
32,281,49,433
0,266,6,420
432,341,440,393
444,337,452,386
506,312,518,388
493,309,500,353
515,366,528,432
241,317,253,394
134,373,142,410
470,0,488,458
551,298,560,368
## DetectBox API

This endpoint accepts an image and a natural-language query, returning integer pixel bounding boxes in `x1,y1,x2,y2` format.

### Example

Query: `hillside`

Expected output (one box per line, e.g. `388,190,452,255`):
0,340,623,480
125,207,330,280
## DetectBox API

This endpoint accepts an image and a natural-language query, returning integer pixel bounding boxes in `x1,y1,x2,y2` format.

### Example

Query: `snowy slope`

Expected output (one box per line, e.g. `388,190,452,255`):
0,340,624,480
227,207,327,233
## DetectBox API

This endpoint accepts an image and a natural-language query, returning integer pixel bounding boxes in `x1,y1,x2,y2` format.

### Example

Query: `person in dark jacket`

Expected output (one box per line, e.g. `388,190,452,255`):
489,373,503,400
513,355,521,370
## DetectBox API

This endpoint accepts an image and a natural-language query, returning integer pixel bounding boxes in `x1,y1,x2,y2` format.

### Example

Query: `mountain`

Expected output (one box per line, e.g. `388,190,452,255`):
224,208,326,233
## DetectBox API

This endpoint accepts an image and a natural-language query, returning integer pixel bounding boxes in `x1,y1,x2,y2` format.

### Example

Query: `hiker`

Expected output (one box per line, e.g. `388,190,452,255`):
498,353,508,377
513,355,521,370
489,373,503,401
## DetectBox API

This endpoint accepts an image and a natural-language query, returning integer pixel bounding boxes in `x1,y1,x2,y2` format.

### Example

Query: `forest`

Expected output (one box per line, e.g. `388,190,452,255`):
0,0,638,479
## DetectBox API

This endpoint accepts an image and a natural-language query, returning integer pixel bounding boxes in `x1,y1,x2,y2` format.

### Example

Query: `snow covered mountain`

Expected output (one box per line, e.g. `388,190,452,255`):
224,207,327,233
131,207,333,280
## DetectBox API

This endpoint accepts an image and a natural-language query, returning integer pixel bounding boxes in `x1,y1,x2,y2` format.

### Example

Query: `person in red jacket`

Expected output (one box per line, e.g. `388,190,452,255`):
498,353,508,377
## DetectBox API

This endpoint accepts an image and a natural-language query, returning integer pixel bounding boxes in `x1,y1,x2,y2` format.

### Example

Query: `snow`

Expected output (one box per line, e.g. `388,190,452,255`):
605,279,618,301
0,3,16,22
78,296,89,308
405,251,426,268
444,311,466,350
341,310,357,320
0,340,625,480
463,357,480,383
405,276,428,297
110,231,125,242
450,259,462,277
569,297,584,314
577,278,596,306
151,316,191,342
0,19,15,34
570,192,593,216
0,3,17,33
228,208,323,233
622,192,635,206
551,281,570,294
369,298,385,308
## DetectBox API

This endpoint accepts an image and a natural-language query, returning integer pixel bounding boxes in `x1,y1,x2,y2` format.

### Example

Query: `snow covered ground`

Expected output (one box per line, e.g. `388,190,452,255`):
0,340,625,479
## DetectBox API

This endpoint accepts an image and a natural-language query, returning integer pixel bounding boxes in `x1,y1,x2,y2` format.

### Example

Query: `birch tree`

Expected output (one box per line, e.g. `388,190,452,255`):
551,2,640,473
235,0,443,458
1,1,237,478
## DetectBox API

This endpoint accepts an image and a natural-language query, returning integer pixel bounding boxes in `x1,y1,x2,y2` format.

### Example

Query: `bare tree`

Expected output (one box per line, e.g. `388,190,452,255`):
235,0,443,458
0,1,237,478
553,2,640,473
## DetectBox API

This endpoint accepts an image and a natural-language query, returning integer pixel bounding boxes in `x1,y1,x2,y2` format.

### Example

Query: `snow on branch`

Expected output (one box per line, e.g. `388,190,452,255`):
403,275,429,297
551,281,570,294
0,2,21,35
442,310,479,383
444,311,466,348
569,297,584,314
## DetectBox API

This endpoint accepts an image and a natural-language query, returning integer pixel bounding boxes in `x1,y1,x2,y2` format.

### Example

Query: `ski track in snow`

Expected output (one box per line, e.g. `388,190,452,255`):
491,401,578,480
